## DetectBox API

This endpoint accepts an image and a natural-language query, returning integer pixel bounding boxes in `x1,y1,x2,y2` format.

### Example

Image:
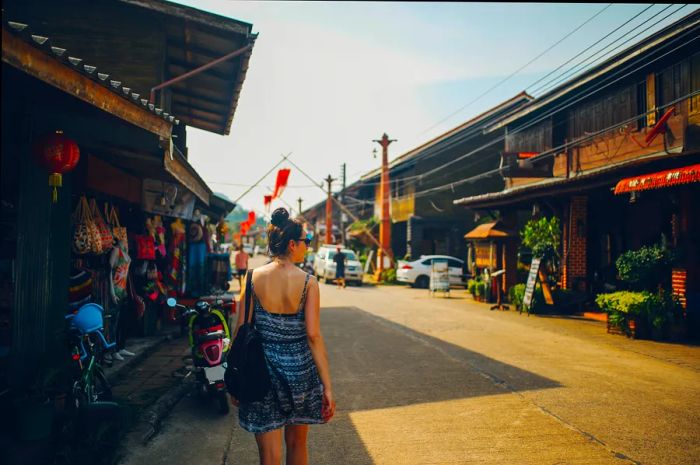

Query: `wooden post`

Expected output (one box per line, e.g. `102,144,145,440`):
373,133,396,280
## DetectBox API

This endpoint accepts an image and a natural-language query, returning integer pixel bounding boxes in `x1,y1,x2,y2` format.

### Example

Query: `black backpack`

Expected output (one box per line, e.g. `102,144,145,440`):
224,271,271,402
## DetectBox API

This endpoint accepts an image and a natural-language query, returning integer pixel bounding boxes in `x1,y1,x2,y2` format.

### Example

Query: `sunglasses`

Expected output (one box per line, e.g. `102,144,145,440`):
298,232,313,246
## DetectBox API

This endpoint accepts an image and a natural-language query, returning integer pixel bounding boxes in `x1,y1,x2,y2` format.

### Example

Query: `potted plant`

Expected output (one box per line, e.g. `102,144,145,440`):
475,281,486,302
508,283,526,312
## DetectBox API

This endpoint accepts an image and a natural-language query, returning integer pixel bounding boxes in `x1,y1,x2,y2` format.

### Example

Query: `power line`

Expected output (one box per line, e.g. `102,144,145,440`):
417,3,613,138
532,4,689,96
361,6,697,193
524,3,658,94
402,88,700,202
351,23,698,192
233,152,291,203
414,27,699,182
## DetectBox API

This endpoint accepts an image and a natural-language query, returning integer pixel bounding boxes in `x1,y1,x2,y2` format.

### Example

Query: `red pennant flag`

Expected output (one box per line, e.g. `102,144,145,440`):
272,169,291,199
263,195,272,212
248,211,256,224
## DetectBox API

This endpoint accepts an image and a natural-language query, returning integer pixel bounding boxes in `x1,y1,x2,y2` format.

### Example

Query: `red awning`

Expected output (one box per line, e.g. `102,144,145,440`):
614,164,700,194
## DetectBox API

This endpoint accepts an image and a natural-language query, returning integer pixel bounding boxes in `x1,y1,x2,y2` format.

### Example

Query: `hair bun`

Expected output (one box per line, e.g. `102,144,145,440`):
270,208,290,228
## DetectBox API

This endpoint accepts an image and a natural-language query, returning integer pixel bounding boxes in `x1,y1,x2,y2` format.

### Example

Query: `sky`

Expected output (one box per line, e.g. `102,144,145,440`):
171,1,697,218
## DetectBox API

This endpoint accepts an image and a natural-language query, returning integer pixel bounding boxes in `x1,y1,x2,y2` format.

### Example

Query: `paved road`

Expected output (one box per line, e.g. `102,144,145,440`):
120,272,700,465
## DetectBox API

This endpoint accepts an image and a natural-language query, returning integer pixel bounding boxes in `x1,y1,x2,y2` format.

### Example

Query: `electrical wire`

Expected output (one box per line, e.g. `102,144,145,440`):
403,88,700,203
350,10,696,191
524,4,658,94
532,4,690,96
413,27,699,183
417,3,613,138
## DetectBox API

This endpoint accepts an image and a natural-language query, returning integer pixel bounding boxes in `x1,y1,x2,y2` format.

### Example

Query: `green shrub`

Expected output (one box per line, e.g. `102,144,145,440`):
521,216,561,260
615,244,675,291
508,284,526,309
595,290,683,336
381,268,397,283
595,291,650,315
467,279,477,296
475,281,486,297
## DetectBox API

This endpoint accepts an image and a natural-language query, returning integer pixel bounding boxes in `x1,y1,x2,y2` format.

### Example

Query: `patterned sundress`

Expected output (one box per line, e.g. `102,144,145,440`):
238,273,325,433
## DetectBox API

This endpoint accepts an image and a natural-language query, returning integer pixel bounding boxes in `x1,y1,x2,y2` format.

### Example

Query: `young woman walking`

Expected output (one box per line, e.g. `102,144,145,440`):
231,207,335,465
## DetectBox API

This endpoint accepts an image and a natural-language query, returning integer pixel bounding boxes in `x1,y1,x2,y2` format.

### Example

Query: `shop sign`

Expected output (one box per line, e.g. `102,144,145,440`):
523,257,542,308
142,178,196,219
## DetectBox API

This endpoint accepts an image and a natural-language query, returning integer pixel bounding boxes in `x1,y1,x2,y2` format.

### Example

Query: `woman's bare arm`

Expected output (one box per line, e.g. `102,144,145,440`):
304,277,332,393
232,273,249,339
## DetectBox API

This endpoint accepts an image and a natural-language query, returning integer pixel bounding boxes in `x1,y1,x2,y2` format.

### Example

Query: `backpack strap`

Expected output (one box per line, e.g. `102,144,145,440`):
298,273,311,311
245,270,254,324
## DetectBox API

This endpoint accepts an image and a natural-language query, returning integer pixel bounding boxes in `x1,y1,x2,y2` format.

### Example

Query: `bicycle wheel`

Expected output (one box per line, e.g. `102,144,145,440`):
92,366,113,402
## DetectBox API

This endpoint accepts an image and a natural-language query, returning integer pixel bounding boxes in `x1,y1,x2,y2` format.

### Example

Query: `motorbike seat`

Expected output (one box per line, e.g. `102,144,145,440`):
197,330,225,342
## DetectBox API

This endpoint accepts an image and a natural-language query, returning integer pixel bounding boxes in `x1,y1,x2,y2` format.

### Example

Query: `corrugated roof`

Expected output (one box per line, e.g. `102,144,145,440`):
120,0,256,135
3,18,180,126
453,147,688,208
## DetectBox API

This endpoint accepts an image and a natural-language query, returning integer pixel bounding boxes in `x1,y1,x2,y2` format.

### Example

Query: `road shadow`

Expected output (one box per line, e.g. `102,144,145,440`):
306,306,561,464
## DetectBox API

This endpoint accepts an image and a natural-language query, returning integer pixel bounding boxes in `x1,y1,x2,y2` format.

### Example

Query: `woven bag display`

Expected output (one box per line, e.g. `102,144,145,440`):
90,198,113,253
71,196,93,255
107,204,128,248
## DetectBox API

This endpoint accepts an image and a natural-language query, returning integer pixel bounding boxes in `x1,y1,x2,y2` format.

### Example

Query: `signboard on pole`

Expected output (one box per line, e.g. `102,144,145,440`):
430,258,450,295
522,257,542,308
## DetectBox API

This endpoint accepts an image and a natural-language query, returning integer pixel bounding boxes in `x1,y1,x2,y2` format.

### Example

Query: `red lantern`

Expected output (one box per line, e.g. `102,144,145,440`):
33,131,80,203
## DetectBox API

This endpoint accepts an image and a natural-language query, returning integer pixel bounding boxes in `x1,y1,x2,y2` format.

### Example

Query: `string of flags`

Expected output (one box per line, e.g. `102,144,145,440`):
239,168,291,239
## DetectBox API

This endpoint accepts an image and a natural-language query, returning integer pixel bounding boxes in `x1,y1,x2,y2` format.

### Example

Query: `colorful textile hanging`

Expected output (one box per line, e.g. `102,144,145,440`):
272,169,291,199
263,195,272,211
248,211,256,224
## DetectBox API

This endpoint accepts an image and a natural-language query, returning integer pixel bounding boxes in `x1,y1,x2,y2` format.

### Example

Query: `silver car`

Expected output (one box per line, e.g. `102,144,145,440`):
314,246,364,286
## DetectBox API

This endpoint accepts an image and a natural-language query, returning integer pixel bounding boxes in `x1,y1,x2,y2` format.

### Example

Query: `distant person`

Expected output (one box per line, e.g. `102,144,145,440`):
333,246,346,289
234,245,249,290
232,207,335,465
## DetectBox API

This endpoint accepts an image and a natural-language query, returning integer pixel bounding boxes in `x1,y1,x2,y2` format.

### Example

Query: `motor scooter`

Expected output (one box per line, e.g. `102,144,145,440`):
166,297,231,414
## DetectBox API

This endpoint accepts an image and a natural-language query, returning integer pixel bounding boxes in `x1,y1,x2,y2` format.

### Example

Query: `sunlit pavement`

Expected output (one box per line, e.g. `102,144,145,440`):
119,268,700,465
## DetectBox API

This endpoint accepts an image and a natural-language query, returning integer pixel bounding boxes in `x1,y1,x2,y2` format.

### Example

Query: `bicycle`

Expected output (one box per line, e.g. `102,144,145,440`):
65,303,116,410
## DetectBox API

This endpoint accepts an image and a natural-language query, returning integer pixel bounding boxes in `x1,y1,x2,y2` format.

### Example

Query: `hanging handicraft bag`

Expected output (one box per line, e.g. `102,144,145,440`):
107,204,128,247
224,271,272,402
90,198,113,253
134,235,156,260
72,196,95,255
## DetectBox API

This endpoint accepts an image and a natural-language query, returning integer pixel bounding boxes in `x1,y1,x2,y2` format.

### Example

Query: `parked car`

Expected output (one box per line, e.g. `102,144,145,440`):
242,244,254,256
396,255,468,289
314,246,363,286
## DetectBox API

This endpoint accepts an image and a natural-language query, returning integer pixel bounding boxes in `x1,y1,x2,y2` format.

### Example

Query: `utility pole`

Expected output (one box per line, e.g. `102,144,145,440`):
324,174,335,244
372,133,396,280
340,163,346,245
297,197,303,218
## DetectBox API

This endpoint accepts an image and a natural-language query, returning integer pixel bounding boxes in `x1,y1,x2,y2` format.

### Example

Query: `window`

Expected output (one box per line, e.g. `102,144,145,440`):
567,84,637,140
447,259,463,268
421,259,432,266
658,58,691,115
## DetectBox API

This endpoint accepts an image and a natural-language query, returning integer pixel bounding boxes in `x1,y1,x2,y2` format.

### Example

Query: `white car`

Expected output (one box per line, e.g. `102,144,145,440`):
314,246,364,286
397,255,468,289
242,244,254,256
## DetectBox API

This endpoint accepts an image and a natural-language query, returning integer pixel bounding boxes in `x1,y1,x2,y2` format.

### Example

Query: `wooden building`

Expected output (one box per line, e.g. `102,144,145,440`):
0,0,255,399
454,11,700,331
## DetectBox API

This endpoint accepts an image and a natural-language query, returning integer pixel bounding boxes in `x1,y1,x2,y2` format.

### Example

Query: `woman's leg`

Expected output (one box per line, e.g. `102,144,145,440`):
284,425,309,465
255,429,283,465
